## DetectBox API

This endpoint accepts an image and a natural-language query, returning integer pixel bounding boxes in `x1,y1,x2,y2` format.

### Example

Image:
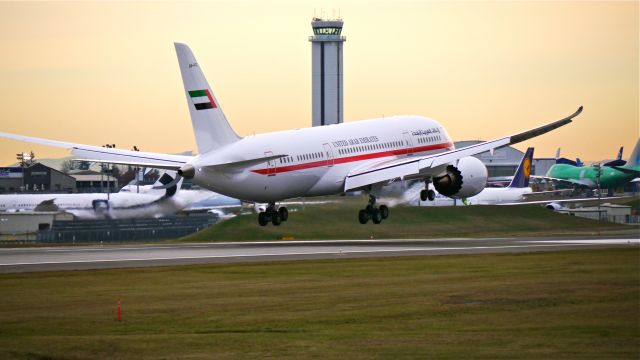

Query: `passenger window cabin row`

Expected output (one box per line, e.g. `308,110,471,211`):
336,140,405,156
275,135,443,166
417,135,442,144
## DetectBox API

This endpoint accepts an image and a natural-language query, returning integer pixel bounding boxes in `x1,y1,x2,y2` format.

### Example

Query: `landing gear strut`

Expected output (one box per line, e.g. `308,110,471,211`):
420,180,436,202
258,203,288,226
358,195,389,225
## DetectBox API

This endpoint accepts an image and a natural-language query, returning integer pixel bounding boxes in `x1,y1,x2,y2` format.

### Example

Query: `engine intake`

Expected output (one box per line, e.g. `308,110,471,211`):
433,165,463,197
433,156,488,199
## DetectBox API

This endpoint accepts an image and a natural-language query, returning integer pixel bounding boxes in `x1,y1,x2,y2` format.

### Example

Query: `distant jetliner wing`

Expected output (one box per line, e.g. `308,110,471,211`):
0,132,192,170
530,175,595,188
344,106,583,191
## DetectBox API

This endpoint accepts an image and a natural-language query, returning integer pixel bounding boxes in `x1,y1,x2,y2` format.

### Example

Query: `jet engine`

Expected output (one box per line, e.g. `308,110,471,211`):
545,202,563,210
92,199,111,216
433,156,488,199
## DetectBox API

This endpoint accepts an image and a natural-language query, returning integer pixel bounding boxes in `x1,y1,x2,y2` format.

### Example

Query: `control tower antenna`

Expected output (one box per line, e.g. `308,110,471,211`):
309,16,346,127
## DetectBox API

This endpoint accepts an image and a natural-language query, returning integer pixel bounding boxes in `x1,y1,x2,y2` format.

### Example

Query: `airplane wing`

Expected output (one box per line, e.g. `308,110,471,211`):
521,189,573,200
344,106,583,191
0,132,192,170
611,166,640,176
499,195,633,206
530,175,595,188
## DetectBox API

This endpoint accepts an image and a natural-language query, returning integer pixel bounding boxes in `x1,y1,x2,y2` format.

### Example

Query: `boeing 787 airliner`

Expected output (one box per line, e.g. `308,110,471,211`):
0,43,583,226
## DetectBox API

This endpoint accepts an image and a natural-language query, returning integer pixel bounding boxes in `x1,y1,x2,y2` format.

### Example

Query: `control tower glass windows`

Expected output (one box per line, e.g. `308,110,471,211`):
313,27,342,36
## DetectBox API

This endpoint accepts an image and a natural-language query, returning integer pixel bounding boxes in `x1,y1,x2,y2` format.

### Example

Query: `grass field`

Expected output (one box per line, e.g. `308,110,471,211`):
181,197,632,242
0,248,638,359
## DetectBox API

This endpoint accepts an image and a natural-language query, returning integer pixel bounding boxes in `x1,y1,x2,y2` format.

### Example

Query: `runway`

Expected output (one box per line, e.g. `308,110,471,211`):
0,235,638,273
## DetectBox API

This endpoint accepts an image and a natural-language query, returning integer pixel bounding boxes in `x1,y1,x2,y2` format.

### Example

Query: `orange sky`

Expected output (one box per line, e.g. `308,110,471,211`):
0,1,637,165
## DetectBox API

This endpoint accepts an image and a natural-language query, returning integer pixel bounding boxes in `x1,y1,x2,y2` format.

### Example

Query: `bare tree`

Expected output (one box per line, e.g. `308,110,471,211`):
60,159,74,174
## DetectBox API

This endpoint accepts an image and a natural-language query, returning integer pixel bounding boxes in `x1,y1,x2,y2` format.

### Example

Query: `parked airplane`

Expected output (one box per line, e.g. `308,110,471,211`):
0,43,583,225
541,139,640,190
0,172,185,219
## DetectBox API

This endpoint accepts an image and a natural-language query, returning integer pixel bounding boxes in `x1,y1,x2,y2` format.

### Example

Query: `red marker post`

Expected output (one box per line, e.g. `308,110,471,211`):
117,298,122,322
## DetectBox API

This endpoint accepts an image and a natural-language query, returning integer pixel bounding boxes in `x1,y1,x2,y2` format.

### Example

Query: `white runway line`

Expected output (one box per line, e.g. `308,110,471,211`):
526,239,639,245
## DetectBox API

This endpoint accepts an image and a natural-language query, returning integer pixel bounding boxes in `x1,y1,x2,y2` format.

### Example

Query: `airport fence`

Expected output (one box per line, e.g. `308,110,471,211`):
37,213,218,243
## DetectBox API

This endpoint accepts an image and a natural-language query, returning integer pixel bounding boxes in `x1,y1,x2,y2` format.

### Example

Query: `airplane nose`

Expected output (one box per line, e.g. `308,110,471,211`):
178,163,195,179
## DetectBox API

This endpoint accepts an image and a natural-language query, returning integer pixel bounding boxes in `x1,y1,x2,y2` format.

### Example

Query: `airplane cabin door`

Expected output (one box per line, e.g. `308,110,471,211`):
403,132,414,156
323,143,334,167
264,151,276,176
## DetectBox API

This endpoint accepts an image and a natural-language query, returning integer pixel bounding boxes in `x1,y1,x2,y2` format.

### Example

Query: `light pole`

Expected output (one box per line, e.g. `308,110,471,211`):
102,144,116,200
594,163,602,220
16,153,24,192
133,145,140,193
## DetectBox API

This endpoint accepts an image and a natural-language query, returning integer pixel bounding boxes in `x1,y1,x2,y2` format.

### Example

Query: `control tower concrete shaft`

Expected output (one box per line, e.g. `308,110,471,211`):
309,18,346,127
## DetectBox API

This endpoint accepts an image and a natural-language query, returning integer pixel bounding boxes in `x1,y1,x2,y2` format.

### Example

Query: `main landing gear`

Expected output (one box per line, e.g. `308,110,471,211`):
358,195,389,225
420,180,436,202
258,203,289,226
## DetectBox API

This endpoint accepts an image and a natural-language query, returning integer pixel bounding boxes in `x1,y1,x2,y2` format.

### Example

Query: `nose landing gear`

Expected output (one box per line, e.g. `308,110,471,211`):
258,203,288,226
358,195,389,224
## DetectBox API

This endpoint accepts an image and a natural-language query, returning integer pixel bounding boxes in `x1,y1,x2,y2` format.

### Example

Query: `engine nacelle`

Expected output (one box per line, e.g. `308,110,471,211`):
545,202,563,210
92,199,110,214
433,156,488,199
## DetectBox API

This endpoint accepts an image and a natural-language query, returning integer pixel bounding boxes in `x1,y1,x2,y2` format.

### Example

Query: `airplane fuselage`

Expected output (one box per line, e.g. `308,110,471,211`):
546,164,637,189
0,192,181,219
190,116,455,203
464,186,533,205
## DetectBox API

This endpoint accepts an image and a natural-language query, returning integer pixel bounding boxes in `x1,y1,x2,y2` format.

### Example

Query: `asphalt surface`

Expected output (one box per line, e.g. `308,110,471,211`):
0,235,638,273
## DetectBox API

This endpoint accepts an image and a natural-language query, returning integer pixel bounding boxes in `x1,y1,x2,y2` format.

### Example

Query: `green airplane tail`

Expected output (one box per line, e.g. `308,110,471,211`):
627,138,639,167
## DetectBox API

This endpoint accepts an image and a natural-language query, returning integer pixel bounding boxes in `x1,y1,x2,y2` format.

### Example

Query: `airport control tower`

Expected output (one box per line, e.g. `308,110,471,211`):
309,17,346,127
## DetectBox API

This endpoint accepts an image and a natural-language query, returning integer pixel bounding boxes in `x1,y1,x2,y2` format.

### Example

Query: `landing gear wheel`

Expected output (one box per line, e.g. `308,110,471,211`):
358,209,369,224
272,212,282,226
258,212,269,226
278,207,289,222
427,189,436,201
371,209,382,224
379,205,389,220
420,189,428,201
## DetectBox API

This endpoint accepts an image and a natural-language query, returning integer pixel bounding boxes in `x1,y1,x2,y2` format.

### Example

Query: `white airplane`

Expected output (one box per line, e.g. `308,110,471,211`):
0,43,583,226
0,172,185,219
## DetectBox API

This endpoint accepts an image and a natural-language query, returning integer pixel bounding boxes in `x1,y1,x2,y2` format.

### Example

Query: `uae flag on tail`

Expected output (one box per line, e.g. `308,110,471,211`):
189,89,217,110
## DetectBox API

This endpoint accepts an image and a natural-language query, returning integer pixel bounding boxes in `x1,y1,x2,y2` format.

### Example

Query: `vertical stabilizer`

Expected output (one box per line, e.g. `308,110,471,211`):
627,139,640,167
175,43,240,154
507,147,534,188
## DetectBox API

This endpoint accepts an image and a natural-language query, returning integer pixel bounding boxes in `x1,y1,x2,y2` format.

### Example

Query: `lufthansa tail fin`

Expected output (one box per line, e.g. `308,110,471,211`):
507,147,534,188
175,43,240,154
